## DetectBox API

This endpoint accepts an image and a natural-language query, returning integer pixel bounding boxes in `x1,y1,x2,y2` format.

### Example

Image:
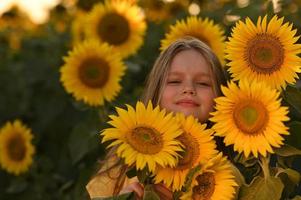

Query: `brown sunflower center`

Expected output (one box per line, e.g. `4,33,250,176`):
168,2,184,14
176,133,199,170
148,1,165,10
98,12,130,45
233,100,269,134
192,172,215,200
127,126,163,154
246,34,284,74
79,57,110,88
7,133,26,161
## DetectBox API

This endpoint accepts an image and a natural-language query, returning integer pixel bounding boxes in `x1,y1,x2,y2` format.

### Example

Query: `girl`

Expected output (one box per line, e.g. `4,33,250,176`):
86,37,227,199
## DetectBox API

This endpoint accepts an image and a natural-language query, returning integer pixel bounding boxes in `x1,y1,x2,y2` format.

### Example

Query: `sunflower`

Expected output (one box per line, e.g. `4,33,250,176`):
210,80,290,158
153,114,217,191
112,0,136,4
226,15,301,90
140,0,188,22
0,120,35,175
60,40,125,106
0,6,37,50
139,0,169,22
71,11,87,45
86,0,146,58
181,153,237,200
160,16,226,64
101,101,183,172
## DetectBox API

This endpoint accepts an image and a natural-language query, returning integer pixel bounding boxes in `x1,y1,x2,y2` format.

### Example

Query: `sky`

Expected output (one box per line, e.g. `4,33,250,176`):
0,0,60,24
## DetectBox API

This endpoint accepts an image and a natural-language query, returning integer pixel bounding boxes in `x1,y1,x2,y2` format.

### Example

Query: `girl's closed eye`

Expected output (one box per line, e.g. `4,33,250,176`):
167,79,182,84
196,81,211,87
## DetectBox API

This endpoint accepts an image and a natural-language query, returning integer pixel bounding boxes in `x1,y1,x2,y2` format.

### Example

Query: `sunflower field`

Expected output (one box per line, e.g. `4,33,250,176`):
1,0,301,199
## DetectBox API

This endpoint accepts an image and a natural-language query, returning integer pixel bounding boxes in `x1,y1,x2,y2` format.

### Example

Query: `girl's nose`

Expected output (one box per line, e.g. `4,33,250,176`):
182,83,196,95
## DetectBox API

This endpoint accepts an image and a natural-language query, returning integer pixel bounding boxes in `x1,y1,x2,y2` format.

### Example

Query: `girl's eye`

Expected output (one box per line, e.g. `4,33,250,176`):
196,82,211,86
167,80,181,84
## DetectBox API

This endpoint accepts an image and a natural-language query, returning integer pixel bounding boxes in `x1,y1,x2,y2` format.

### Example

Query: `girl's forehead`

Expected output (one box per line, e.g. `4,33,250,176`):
168,50,211,73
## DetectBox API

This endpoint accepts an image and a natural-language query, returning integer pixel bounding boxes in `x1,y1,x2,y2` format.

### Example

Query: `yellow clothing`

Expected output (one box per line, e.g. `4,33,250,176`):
86,155,138,198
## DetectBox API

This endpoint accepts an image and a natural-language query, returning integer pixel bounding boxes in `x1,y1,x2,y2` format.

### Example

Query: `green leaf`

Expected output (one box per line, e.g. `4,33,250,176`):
230,163,246,186
230,164,246,200
143,185,160,200
274,144,301,157
234,154,258,167
183,165,201,192
283,85,301,114
239,176,284,200
68,121,99,164
292,196,301,200
137,167,149,184
277,168,301,198
6,177,28,194
126,167,137,179
92,192,134,200
278,168,300,185
286,121,301,149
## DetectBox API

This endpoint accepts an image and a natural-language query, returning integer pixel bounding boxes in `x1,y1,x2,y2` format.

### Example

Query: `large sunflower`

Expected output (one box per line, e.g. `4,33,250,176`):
0,120,35,175
101,101,183,173
181,153,237,200
160,16,226,64
154,114,217,191
86,0,146,58
226,15,301,90
210,80,289,158
60,40,125,106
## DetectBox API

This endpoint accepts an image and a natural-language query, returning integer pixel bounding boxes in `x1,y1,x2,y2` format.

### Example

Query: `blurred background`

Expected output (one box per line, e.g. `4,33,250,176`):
0,0,301,199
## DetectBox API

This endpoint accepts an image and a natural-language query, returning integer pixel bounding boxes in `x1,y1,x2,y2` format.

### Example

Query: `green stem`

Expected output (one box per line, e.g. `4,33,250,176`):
259,154,271,180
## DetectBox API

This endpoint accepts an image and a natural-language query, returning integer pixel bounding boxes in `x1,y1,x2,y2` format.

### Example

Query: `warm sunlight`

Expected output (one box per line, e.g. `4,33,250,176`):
0,0,60,24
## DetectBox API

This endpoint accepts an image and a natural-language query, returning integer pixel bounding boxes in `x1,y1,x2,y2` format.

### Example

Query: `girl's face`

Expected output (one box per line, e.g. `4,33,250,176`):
160,49,216,122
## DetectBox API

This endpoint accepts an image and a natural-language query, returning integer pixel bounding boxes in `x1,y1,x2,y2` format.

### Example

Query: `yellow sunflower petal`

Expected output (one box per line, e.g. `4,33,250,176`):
210,80,289,158
101,101,183,173
160,16,226,65
154,113,217,191
226,15,301,90
86,0,146,58
180,153,237,200
60,40,125,106
0,120,35,175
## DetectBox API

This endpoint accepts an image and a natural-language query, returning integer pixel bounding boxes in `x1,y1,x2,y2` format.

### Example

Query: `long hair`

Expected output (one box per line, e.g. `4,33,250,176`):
141,36,227,106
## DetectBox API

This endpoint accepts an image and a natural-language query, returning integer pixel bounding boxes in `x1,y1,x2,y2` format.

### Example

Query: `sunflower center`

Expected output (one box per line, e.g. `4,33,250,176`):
7,134,26,161
148,1,165,10
246,34,284,74
233,100,269,134
79,57,110,88
127,126,163,154
176,133,199,170
192,172,215,200
168,2,183,14
98,12,130,45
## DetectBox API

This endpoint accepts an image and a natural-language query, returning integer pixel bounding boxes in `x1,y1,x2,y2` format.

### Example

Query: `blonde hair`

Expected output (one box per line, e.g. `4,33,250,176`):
141,36,226,105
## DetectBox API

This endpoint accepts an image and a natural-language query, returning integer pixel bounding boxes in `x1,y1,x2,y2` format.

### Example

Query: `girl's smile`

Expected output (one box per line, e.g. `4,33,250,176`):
176,98,200,107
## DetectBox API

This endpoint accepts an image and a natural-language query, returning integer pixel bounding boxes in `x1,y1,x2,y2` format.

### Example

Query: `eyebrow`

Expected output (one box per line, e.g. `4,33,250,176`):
168,71,212,77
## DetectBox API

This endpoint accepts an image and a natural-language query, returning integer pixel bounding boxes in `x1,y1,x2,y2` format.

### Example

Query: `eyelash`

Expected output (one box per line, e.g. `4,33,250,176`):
167,80,211,86
167,80,181,84
197,82,210,86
